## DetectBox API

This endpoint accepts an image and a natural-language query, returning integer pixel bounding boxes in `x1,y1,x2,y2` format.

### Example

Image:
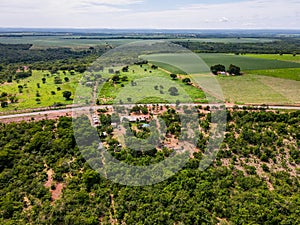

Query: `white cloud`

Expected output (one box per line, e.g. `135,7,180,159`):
0,0,299,28
82,0,143,5
0,0,143,13
118,0,300,29
219,17,229,23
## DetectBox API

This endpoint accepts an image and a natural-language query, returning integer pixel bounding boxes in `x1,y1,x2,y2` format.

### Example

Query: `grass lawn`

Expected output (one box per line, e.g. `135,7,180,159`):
0,70,82,111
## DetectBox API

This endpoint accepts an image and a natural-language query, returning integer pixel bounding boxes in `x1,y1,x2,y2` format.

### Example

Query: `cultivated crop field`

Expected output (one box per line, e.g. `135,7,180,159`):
245,54,300,63
198,53,300,70
215,74,300,104
0,70,81,111
248,68,300,81
142,53,300,73
141,53,211,74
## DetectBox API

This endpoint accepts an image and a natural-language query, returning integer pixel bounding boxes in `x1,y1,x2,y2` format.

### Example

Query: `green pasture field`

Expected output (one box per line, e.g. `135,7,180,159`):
98,64,207,105
142,53,300,73
148,62,187,75
248,68,300,81
245,54,300,63
0,70,82,111
141,53,211,74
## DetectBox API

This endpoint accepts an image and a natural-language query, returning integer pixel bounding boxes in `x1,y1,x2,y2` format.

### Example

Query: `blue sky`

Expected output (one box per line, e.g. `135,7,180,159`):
0,0,299,29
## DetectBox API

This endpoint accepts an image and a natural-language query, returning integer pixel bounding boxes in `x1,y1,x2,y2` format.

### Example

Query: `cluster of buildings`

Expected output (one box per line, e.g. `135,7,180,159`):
120,115,150,123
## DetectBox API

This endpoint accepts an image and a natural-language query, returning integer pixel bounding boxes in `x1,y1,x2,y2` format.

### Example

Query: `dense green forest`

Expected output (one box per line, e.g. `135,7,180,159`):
0,44,107,83
0,44,106,64
0,109,299,224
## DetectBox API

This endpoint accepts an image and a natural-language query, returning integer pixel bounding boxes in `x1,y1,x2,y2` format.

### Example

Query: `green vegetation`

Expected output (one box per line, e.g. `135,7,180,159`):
0,43,104,64
199,53,300,70
174,38,300,54
245,54,300,63
0,36,132,49
147,61,187,74
0,109,299,224
0,35,277,49
98,64,207,104
171,37,277,43
0,70,81,111
143,53,300,73
141,53,211,74
1,31,300,225
215,74,300,104
247,68,300,81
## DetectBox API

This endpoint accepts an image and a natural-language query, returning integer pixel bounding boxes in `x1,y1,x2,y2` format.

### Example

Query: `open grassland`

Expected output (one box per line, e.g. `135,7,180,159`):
0,70,82,111
245,54,300,63
215,74,300,104
98,64,207,104
247,68,300,81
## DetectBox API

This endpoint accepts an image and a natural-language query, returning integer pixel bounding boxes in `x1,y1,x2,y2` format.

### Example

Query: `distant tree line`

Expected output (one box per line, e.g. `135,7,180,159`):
173,38,300,54
0,43,106,64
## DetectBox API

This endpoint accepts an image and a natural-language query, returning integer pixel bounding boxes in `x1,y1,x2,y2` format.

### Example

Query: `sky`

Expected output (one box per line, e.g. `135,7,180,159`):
0,0,299,29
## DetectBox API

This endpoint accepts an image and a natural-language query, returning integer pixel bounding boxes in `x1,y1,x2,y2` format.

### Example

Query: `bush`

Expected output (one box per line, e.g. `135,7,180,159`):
262,163,270,172
211,64,226,75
